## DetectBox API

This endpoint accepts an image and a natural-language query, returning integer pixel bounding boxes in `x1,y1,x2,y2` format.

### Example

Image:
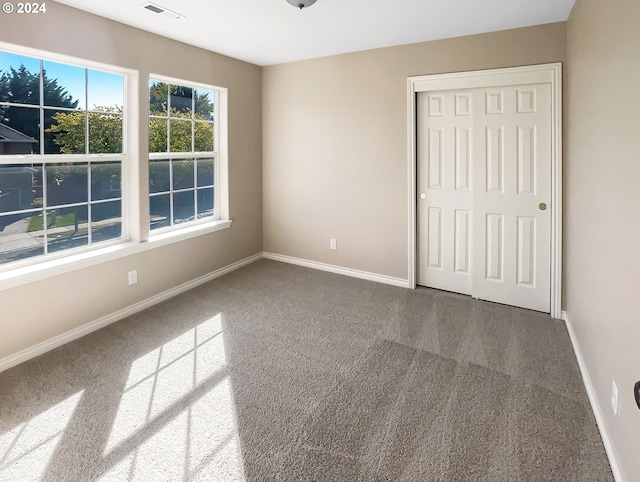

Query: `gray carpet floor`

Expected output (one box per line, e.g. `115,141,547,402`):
0,259,613,481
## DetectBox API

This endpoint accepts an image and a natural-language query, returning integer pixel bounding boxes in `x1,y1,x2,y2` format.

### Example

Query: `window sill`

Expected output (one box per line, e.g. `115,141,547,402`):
0,219,232,291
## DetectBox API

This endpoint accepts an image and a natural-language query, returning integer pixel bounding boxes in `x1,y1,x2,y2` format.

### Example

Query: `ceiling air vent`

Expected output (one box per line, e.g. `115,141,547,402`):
141,2,184,20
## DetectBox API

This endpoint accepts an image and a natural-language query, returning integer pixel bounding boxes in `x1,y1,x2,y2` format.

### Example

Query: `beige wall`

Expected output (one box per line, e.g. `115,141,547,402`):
263,23,566,279
566,0,640,479
0,2,263,360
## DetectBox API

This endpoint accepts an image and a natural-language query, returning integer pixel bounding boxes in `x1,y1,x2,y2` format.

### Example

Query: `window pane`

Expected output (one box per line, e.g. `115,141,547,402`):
0,107,40,154
194,89,214,121
150,194,170,230
0,164,42,213
173,191,195,224
194,121,214,152
42,61,84,109
149,117,167,153
92,200,121,242
46,163,88,207
88,69,124,111
0,211,45,264
196,159,214,187
88,112,122,154
169,119,192,152
197,188,214,218
45,109,86,154
169,85,192,115
91,162,121,201
0,52,40,105
47,205,89,253
172,159,194,190
149,160,170,193
149,81,168,116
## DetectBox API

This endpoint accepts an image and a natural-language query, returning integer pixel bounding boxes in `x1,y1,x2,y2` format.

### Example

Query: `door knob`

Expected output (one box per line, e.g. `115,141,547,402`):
420,193,426,200
539,203,547,211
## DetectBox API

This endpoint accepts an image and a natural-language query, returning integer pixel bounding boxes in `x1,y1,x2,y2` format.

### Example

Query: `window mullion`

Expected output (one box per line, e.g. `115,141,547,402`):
84,68,89,155
87,163,92,245
191,90,195,152
124,71,143,243
169,159,174,227
166,84,171,154
42,163,48,254
194,158,198,218
39,59,44,155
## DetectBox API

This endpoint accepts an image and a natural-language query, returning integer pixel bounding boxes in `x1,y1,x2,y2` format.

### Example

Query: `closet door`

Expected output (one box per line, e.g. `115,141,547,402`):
472,83,551,312
417,83,552,312
416,90,472,295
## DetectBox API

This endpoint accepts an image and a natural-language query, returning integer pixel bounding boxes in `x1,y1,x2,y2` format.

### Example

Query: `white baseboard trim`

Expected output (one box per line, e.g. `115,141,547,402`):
263,252,409,288
0,252,263,374
562,311,623,482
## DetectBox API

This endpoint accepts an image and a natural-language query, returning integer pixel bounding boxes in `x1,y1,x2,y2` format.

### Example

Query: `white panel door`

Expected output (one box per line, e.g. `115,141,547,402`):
472,83,551,312
417,83,552,312
417,91,473,295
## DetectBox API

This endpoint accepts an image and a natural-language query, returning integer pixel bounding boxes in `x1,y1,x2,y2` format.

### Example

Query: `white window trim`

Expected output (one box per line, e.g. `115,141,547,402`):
0,219,232,291
0,45,231,290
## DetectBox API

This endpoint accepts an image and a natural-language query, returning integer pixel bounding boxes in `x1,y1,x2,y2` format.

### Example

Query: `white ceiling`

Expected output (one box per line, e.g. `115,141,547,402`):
53,0,576,66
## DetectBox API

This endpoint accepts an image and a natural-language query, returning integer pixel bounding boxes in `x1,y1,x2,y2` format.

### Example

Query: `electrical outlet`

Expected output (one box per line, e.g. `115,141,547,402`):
611,380,619,416
128,270,138,286
330,238,337,250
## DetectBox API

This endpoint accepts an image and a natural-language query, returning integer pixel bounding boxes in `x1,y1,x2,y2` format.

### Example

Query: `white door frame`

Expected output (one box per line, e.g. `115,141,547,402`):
406,63,562,318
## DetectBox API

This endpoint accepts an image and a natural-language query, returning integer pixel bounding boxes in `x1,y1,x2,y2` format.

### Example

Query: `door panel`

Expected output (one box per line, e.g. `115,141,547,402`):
516,216,536,286
484,213,504,282
485,126,504,193
455,127,471,190
427,207,443,269
428,127,443,188
454,209,470,274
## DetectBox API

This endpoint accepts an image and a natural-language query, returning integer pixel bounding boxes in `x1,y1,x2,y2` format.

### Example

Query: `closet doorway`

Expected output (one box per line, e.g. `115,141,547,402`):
407,64,562,316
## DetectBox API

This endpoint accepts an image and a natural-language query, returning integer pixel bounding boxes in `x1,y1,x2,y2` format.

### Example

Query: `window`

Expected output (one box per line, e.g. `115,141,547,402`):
0,45,229,283
0,49,125,267
148,78,217,231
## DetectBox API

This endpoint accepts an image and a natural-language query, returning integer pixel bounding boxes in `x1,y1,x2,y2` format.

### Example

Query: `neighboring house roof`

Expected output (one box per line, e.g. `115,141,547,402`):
0,123,38,143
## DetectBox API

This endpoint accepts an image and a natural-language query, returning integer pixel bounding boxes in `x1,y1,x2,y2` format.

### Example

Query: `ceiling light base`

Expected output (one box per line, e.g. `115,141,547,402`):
286,0,317,9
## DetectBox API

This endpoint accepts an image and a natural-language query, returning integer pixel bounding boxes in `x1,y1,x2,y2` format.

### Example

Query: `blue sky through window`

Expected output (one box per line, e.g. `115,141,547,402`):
88,69,123,110
0,51,39,74
0,52,123,110
43,60,85,109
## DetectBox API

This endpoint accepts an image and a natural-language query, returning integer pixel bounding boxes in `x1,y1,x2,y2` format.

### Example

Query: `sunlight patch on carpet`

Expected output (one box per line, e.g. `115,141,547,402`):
0,391,84,480
100,313,245,480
